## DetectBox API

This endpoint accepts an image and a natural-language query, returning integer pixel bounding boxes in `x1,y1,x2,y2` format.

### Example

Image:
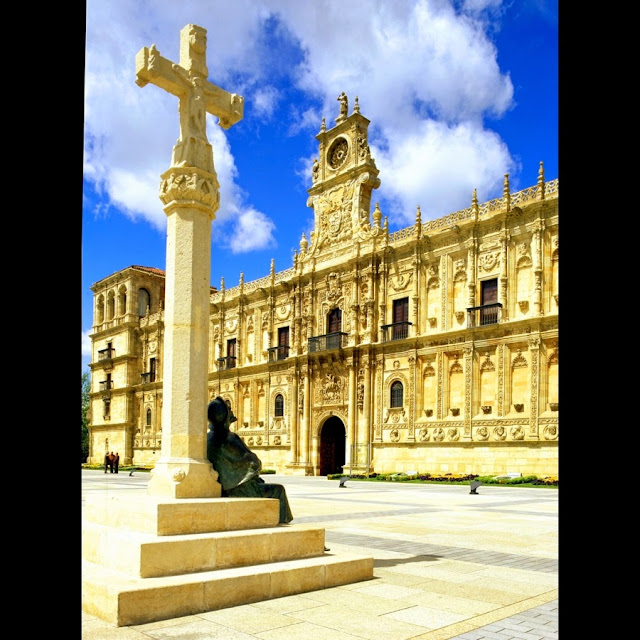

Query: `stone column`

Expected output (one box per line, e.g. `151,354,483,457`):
135,23,244,498
147,169,222,499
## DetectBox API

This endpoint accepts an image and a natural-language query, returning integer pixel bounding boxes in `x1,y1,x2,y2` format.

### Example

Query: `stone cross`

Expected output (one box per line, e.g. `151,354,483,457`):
135,24,244,498
136,24,243,173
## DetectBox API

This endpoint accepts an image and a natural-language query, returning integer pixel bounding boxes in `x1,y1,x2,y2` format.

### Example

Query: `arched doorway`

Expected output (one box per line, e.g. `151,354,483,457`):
319,416,346,476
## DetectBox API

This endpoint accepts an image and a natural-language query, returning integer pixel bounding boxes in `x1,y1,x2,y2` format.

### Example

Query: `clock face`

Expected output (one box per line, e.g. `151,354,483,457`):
328,138,349,169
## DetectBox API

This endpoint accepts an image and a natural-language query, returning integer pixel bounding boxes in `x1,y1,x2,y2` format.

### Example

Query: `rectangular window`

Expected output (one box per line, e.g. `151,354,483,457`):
277,327,290,360
392,297,409,340
226,339,237,369
149,358,156,383
480,279,498,325
328,308,342,334
481,279,498,305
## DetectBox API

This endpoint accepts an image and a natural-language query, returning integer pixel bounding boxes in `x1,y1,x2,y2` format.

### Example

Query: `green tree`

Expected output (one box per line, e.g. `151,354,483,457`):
82,371,90,463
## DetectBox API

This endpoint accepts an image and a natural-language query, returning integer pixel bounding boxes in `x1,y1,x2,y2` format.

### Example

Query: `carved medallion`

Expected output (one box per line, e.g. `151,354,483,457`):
511,426,525,440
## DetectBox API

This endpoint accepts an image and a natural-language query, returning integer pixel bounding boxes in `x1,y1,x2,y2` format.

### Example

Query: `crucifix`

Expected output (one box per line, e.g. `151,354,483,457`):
135,24,244,498
136,23,244,174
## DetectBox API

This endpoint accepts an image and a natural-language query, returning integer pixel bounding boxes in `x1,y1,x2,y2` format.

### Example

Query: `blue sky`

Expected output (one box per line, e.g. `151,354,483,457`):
82,0,558,374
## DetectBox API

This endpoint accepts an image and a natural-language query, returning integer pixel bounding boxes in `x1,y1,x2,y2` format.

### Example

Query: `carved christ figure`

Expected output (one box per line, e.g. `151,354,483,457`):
136,24,244,173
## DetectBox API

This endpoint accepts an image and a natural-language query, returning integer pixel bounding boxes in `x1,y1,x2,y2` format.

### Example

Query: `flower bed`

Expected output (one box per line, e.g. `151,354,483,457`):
328,471,558,486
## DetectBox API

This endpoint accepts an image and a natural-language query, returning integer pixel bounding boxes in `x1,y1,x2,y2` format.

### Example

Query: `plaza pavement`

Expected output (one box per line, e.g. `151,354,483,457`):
81,469,558,639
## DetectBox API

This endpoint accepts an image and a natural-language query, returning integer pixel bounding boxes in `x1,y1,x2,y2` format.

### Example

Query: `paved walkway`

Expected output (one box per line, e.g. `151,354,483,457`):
82,470,558,639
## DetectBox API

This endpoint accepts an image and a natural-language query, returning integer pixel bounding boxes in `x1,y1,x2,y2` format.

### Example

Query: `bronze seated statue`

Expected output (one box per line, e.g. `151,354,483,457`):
207,396,293,524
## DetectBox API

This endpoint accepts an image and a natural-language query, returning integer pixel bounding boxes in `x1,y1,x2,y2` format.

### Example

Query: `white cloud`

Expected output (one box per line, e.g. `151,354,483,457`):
372,119,515,225
82,329,92,357
252,85,281,119
229,208,277,253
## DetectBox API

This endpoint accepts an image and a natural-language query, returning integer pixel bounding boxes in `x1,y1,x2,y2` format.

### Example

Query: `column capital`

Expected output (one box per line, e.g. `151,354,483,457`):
160,166,220,217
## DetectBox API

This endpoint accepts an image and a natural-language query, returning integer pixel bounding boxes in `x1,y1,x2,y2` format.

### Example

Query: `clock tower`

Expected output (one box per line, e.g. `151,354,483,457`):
301,94,381,263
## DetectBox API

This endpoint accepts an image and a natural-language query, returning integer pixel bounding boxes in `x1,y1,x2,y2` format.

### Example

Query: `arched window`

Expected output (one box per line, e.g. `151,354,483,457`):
138,288,151,316
118,286,127,316
96,295,105,324
106,291,115,321
391,381,404,408
274,393,284,417
146,408,152,426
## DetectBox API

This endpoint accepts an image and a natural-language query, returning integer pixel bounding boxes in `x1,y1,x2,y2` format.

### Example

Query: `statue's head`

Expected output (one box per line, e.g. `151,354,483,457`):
180,24,208,77
208,396,237,427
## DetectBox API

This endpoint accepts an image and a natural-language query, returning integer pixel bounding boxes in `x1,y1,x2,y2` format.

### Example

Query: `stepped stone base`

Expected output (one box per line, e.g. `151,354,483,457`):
82,492,374,626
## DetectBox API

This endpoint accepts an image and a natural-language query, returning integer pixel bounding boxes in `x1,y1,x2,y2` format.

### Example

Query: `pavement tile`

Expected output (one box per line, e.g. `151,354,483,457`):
141,618,257,639
285,602,431,640
250,593,326,614
199,604,300,634
353,581,425,600
286,584,411,615
383,604,468,628
254,621,366,640
404,590,500,616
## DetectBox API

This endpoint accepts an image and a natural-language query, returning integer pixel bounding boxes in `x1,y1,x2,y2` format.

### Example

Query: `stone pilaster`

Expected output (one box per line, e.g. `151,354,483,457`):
347,357,356,465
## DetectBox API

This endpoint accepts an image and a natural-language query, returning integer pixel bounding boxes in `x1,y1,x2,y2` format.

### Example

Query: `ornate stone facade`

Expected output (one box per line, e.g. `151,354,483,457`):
88,97,558,477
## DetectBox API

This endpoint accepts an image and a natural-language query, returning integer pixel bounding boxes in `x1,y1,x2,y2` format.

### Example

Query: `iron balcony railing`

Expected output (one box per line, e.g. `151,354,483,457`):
98,380,113,391
140,372,156,384
267,345,290,362
467,303,502,327
380,321,412,342
217,356,237,370
98,348,115,361
308,331,348,353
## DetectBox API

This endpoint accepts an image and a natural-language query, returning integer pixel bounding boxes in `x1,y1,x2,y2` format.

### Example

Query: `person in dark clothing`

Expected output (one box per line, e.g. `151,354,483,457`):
113,452,120,474
206,396,293,524
104,452,110,473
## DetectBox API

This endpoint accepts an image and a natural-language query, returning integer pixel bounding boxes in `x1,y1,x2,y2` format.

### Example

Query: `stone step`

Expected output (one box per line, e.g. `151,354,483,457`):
82,521,326,577
82,553,375,626
83,493,280,535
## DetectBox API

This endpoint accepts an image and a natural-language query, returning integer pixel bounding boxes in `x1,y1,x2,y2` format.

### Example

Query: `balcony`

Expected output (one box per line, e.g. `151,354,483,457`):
467,303,502,328
380,321,412,342
98,380,113,392
268,345,290,362
308,332,347,353
217,356,237,370
140,372,156,384
98,348,115,361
